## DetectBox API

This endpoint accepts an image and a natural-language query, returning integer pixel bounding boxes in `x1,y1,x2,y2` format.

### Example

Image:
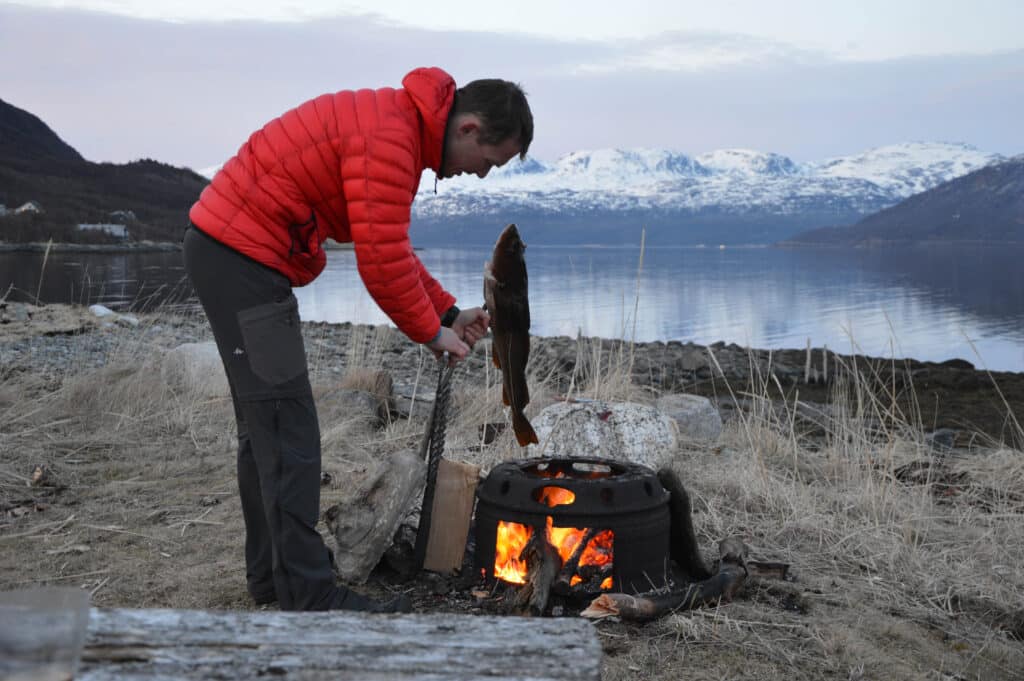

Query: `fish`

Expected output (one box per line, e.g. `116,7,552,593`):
483,224,539,446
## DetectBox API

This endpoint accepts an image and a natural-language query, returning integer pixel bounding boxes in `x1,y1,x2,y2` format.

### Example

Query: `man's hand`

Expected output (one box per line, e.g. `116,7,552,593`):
451,307,490,348
426,327,470,365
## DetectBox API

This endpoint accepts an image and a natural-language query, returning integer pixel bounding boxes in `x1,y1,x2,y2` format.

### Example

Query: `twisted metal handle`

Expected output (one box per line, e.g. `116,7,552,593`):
412,357,456,572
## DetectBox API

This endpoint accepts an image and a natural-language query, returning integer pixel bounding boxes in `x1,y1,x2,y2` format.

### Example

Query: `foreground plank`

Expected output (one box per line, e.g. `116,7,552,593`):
80,608,601,680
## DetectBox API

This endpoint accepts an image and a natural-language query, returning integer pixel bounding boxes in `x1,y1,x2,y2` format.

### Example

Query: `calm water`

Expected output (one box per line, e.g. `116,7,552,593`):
3,243,1023,372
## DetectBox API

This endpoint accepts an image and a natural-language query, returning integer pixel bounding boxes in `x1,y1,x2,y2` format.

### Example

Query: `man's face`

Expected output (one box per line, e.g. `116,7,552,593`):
441,114,521,179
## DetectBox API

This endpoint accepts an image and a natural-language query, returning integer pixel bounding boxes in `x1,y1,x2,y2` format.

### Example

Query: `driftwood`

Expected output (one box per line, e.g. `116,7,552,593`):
657,467,713,581
511,529,563,616
581,536,749,622
748,561,790,581
323,449,425,583
79,607,602,680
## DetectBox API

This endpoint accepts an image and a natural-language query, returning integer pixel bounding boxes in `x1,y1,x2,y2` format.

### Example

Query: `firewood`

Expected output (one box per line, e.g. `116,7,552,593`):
580,536,748,622
551,528,599,596
511,529,563,616
747,560,790,581
657,468,713,580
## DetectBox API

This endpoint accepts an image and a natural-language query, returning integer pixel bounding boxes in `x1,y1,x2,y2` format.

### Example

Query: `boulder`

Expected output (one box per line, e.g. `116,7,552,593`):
160,341,229,399
655,394,722,443
317,388,387,431
527,399,677,471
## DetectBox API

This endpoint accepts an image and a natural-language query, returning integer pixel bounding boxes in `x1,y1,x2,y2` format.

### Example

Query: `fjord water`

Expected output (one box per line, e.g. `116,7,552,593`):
3,243,1023,372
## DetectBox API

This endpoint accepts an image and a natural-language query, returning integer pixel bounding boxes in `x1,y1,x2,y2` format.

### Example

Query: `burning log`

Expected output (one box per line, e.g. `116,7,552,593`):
657,467,712,581
580,564,613,593
511,528,563,616
580,536,748,622
551,528,599,596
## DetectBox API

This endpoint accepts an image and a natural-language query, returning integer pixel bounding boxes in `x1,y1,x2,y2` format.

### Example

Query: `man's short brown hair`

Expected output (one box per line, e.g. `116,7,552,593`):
453,79,533,159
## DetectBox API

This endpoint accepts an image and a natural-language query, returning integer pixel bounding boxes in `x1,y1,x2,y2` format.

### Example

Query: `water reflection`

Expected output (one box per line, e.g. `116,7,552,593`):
3,244,1022,371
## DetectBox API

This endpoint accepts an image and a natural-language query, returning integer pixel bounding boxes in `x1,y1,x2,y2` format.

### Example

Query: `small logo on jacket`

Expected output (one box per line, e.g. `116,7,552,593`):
233,347,245,356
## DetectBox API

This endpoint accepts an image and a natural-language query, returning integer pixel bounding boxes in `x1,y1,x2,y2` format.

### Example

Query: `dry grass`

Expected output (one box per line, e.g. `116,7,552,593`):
1,309,1023,680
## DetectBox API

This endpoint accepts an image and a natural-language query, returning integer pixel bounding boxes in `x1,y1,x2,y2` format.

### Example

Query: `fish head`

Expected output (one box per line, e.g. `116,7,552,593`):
493,223,526,259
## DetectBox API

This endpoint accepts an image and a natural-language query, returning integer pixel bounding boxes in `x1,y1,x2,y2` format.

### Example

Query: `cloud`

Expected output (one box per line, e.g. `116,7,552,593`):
568,31,823,74
1,5,1021,168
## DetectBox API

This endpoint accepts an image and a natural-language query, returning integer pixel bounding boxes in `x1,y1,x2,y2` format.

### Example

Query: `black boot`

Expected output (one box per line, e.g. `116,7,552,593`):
251,590,278,606
334,586,412,613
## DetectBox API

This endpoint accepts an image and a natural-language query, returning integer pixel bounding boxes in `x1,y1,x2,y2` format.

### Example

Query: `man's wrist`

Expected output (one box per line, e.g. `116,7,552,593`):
440,305,460,327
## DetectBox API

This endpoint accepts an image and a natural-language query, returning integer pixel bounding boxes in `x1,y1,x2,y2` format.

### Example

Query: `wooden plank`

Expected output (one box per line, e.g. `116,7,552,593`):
79,607,602,680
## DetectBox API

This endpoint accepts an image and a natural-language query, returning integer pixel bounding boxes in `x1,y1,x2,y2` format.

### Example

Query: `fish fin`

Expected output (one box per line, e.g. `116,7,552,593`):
513,413,539,446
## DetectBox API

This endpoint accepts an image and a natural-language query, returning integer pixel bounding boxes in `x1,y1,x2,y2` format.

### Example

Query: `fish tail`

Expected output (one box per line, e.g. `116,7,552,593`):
513,411,539,446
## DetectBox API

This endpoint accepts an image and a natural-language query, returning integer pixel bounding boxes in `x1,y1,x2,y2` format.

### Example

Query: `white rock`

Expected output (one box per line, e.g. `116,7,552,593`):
114,314,140,327
655,394,722,443
160,341,229,399
527,400,677,471
88,304,115,318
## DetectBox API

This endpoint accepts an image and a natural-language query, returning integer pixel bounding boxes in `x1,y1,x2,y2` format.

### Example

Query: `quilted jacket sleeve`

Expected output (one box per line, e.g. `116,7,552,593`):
343,130,455,343
411,252,457,315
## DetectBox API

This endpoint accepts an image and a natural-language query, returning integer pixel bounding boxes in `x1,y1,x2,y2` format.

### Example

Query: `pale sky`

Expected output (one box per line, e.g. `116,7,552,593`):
2,1,1022,168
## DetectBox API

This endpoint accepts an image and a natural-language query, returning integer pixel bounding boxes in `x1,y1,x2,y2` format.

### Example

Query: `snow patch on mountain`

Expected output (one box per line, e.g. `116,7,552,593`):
413,141,1002,220
811,142,997,195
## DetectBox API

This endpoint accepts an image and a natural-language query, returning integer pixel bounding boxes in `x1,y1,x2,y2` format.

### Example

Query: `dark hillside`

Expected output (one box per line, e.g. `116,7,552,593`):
784,157,1024,246
0,98,208,243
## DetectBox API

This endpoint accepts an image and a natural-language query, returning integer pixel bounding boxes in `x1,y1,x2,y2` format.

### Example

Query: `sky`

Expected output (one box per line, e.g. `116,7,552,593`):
2,0,1023,170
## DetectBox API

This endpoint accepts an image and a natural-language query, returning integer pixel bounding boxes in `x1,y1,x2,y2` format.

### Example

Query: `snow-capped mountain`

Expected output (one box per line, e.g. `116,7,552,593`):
412,142,1003,246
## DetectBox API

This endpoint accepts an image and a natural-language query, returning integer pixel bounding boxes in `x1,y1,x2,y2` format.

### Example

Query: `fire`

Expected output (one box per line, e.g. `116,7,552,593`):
493,487,614,589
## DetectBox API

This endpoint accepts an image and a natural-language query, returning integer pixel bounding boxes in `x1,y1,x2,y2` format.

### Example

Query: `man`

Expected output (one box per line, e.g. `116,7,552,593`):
183,67,533,612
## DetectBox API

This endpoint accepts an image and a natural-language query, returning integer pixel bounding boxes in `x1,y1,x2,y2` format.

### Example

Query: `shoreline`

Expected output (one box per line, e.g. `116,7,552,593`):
2,302,1021,443
0,299,1020,376
0,240,361,253
0,240,182,253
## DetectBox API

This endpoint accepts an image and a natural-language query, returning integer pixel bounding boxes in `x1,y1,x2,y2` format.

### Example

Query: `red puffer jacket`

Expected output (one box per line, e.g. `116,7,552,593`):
189,67,456,344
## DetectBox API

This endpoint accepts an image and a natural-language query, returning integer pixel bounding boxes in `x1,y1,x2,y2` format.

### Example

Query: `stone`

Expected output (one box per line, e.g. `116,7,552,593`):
160,341,229,399
88,304,115,318
114,314,140,327
526,399,677,471
317,388,386,430
655,393,723,443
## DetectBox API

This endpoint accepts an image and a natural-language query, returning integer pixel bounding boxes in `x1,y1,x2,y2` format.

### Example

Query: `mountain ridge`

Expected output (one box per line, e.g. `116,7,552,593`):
781,155,1024,246
410,142,1003,246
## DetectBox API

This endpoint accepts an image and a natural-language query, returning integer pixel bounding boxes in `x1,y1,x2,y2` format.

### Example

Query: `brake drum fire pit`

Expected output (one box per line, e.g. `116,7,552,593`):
474,457,672,598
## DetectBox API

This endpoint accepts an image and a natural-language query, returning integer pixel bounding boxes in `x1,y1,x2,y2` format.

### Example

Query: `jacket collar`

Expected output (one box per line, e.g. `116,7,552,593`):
402,67,456,174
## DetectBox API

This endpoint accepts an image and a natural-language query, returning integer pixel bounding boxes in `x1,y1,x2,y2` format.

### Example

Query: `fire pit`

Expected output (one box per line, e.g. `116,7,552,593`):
474,458,672,602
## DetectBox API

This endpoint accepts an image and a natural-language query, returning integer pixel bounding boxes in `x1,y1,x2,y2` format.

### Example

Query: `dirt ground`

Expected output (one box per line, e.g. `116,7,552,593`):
2,305,1023,680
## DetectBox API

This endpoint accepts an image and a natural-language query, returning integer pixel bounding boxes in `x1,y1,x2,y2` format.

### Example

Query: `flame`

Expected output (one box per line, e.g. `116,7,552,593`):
494,520,531,584
493,518,614,589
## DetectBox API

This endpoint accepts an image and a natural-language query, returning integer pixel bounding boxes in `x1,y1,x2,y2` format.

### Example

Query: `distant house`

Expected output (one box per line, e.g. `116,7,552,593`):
109,209,137,222
77,223,129,239
14,201,43,214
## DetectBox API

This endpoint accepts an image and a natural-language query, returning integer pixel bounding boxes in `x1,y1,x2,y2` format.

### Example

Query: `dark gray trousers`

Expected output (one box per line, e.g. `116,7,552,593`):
183,226,343,611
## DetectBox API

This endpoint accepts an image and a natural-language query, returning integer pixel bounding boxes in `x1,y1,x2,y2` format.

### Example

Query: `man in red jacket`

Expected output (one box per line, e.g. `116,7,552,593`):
182,67,532,612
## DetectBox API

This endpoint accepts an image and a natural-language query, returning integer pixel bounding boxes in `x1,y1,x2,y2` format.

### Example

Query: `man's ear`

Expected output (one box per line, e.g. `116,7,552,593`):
456,113,483,137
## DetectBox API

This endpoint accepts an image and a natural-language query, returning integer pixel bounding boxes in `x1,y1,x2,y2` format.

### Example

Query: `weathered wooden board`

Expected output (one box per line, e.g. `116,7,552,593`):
79,608,602,680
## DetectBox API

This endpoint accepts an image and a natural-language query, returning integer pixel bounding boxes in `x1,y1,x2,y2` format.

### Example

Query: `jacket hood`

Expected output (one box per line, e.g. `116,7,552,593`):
402,67,456,173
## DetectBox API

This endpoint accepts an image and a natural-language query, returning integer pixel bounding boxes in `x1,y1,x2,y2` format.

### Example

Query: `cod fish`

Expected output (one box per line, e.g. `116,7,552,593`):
484,224,539,446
